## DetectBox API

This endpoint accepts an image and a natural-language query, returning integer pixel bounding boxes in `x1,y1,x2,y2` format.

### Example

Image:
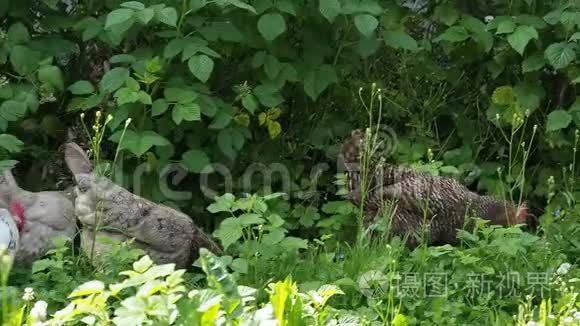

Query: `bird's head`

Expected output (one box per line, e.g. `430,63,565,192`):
9,200,25,232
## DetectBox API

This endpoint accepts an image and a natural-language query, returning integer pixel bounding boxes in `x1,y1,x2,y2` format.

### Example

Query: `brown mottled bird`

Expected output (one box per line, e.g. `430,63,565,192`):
340,129,528,247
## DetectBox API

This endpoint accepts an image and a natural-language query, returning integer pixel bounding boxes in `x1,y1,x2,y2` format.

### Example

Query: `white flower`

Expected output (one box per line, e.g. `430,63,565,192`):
30,300,48,322
548,314,555,319
526,321,540,326
22,287,35,301
557,262,572,275
574,311,580,320
484,15,494,23
563,316,573,323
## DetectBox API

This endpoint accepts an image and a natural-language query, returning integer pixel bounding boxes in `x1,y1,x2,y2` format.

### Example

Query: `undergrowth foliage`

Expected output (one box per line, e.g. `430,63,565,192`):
0,0,580,325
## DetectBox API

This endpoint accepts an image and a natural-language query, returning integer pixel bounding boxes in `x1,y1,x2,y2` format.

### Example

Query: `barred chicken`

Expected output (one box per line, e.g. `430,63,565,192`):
64,142,222,268
340,129,528,246
0,170,77,263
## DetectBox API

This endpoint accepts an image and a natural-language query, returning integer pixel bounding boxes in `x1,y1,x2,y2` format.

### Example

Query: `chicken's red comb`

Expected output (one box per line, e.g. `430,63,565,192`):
9,200,25,232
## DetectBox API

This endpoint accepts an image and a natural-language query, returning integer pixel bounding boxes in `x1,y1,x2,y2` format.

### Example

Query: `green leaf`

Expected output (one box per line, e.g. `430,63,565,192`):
238,213,265,226
354,14,378,37
0,134,23,153
164,88,198,103
264,55,281,79
7,22,30,44
522,54,546,72
507,25,538,55
105,8,135,29
164,38,185,59
221,0,256,14
214,218,242,250
546,110,572,132
182,149,211,173
319,0,341,23
383,30,418,51
151,98,169,117
544,42,577,70
38,65,64,91
231,258,248,273
188,54,214,82
172,102,201,124
156,7,178,27
0,100,27,123
303,64,337,100
190,0,207,12
110,130,170,157
262,229,285,245
10,46,40,76
496,20,516,34
100,67,130,93
121,1,145,10
257,13,287,41
68,81,95,95
280,237,308,250
136,7,155,24
433,4,458,26
241,94,258,114
435,26,469,42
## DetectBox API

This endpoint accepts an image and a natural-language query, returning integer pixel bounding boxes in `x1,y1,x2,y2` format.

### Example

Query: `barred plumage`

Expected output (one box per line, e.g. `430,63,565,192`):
340,129,528,246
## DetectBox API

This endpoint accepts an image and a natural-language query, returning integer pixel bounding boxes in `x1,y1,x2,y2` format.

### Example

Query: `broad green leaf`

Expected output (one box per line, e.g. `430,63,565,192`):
100,67,130,93
182,149,211,173
156,7,178,27
110,54,136,64
209,110,232,129
0,100,27,122
121,1,145,10
383,30,418,51
213,218,243,249
136,7,155,24
151,98,169,117
257,13,287,41
435,26,469,42
264,55,281,79
231,258,248,273
164,88,198,103
544,42,576,70
190,0,207,12
319,0,341,23
0,134,23,153
507,25,538,55
276,0,295,15
522,54,546,72
262,229,285,245
164,38,185,59
110,130,170,157
303,64,338,100
38,65,64,91
188,54,214,82
570,32,580,42
172,102,201,124
238,213,265,226
546,110,572,132
514,83,544,111
496,20,516,34
354,14,378,37
105,8,134,29
491,86,515,105
10,46,40,76
221,0,256,14
7,22,30,44
68,80,95,95
433,4,458,26
280,237,308,250
217,129,235,159
241,94,258,113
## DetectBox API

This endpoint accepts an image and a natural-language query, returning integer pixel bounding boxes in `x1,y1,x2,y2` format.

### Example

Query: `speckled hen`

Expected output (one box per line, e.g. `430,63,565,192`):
340,129,528,246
